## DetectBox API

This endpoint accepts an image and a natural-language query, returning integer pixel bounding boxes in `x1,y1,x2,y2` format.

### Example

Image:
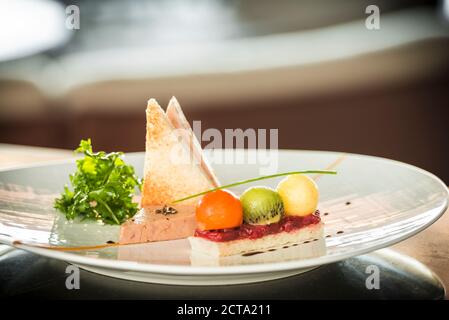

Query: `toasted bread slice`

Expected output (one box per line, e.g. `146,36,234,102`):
141,98,219,207
166,97,219,187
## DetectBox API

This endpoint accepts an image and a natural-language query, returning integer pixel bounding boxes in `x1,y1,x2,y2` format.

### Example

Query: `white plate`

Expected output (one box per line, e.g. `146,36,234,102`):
0,150,447,285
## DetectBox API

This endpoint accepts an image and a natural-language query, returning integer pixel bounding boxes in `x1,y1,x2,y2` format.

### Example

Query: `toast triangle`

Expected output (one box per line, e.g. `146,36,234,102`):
166,96,219,187
141,98,219,207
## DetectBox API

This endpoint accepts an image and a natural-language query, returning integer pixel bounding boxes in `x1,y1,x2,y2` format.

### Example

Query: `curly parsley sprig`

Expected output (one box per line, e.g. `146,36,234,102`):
54,139,142,225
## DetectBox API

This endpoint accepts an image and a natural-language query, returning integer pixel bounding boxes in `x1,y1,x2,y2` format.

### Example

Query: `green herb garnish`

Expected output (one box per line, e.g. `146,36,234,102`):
173,170,336,203
54,139,142,225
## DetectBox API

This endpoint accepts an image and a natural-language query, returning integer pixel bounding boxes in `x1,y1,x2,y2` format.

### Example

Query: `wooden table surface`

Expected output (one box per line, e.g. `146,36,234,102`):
0,144,448,290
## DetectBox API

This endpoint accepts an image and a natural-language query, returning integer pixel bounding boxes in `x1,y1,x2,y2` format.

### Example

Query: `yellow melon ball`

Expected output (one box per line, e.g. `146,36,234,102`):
276,175,319,216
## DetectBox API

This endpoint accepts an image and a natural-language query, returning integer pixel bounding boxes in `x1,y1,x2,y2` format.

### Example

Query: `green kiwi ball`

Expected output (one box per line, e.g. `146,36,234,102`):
240,187,284,225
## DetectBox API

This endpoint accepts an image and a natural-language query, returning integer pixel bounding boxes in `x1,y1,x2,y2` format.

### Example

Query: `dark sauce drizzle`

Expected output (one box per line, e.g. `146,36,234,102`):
242,251,264,257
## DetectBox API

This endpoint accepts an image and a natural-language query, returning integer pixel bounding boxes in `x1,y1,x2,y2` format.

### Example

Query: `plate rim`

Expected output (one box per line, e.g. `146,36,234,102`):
1,149,448,275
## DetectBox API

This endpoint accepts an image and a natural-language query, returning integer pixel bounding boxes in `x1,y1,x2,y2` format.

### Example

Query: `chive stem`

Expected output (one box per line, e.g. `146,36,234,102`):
172,170,336,203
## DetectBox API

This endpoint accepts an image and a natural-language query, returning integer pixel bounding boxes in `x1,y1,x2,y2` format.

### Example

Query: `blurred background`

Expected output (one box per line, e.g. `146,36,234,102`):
0,0,448,182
